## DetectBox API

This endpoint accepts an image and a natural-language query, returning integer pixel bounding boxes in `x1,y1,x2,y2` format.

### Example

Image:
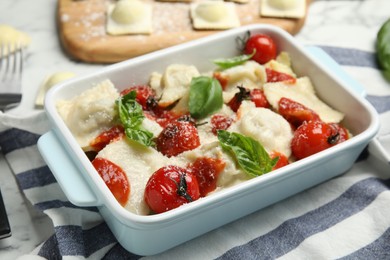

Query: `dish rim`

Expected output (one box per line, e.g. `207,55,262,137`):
43,24,380,227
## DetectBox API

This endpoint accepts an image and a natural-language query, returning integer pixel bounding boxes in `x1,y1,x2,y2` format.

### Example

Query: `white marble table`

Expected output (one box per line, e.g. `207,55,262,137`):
0,0,389,259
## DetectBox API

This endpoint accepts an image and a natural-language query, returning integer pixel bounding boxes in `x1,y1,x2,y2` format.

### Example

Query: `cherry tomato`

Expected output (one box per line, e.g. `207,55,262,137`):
227,87,249,112
92,157,130,206
266,68,296,83
270,151,289,170
244,34,277,65
228,87,270,112
329,123,349,143
278,97,320,129
144,165,200,213
156,117,201,157
291,121,348,160
120,85,156,110
250,89,270,108
90,125,124,152
211,114,233,135
188,157,226,197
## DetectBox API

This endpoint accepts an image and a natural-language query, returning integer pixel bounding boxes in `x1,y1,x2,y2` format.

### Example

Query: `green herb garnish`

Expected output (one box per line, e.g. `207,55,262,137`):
217,130,278,177
116,91,155,147
189,76,223,119
376,18,390,81
212,50,256,69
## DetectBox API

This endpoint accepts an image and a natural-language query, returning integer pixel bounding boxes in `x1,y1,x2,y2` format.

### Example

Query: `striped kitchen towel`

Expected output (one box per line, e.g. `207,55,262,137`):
0,45,389,259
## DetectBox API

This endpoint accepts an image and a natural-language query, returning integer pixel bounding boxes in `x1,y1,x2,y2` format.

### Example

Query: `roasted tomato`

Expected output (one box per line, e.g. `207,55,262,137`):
188,157,226,197
144,165,200,213
211,114,233,135
265,68,296,83
270,151,289,170
213,71,229,90
250,88,270,108
90,125,124,152
120,85,156,110
228,87,269,112
244,34,277,64
92,157,130,206
156,117,201,157
291,121,349,160
278,97,320,129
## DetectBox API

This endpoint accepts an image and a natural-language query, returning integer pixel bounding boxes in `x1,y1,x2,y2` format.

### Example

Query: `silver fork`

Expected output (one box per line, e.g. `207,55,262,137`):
0,42,23,111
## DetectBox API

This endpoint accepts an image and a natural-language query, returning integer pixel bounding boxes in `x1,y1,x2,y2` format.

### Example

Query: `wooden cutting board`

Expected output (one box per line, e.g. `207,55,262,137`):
58,0,310,64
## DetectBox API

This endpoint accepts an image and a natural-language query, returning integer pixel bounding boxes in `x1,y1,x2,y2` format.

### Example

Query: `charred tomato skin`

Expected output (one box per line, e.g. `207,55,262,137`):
156,119,201,157
291,120,349,160
188,157,226,197
144,165,200,213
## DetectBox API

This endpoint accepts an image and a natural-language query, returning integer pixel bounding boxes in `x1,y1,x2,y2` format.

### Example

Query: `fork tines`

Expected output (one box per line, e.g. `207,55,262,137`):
0,41,23,111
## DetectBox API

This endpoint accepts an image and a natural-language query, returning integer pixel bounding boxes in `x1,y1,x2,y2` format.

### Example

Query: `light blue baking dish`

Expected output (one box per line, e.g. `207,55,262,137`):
37,24,379,256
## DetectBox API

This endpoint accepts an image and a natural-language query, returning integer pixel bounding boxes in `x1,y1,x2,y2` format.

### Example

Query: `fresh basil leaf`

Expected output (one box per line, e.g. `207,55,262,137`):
189,76,223,119
217,130,278,177
124,128,155,147
116,91,155,147
212,50,255,69
376,18,390,80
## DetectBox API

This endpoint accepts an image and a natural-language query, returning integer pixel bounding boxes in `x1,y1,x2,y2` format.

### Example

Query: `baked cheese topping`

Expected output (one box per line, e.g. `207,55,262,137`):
190,1,240,30
106,0,153,35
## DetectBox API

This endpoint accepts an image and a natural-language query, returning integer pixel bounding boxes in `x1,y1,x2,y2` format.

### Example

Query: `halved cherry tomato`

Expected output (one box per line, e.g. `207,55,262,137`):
228,87,270,112
278,97,320,129
211,114,233,135
244,34,277,65
144,165,200,213
250,89,270,108
227,87,249,112
90,125,124,152
188,157,226,197
120,85,155,110
291,121,349,160
266,68,296,83
92,157,130,206
156,117,201,157
213,71,230,90
270,151,289,170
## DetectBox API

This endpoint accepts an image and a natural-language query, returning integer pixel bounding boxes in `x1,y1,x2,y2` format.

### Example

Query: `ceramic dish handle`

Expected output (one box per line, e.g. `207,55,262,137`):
306,46,390,163
37,131,100,207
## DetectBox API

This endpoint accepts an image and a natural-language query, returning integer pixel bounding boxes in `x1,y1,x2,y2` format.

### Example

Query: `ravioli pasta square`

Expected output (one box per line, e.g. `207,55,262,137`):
157,0,192,2
190,1,240,30
106,0,153,35
260,0,306,19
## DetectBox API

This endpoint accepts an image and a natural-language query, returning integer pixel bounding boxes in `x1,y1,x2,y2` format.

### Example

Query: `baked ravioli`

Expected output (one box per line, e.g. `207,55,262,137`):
57,35,350,215
106,0,152,35
190,1,240,30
